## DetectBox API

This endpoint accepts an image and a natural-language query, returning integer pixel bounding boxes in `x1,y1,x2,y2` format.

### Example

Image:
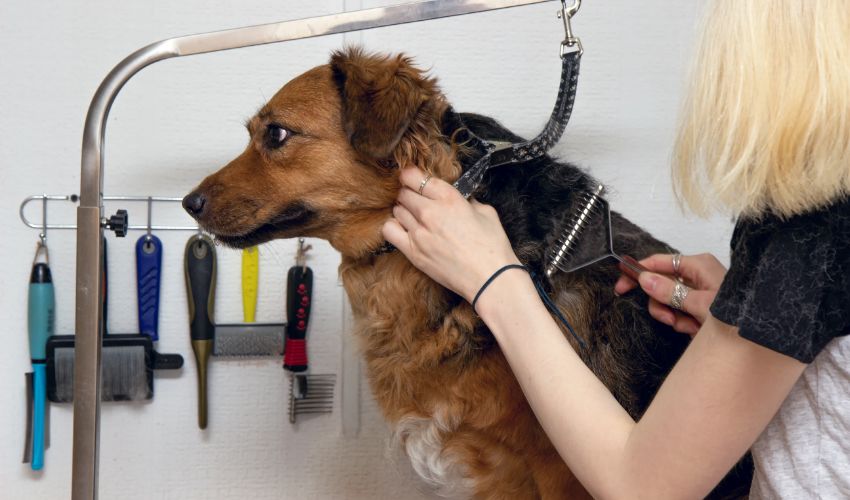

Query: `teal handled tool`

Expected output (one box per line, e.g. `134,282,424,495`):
24,241,54,470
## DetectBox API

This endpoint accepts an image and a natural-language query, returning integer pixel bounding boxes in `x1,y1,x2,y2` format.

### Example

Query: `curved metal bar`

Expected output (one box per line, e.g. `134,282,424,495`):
20,195,77,230
20,194,195,230
73,1,555,499
78,0,552,208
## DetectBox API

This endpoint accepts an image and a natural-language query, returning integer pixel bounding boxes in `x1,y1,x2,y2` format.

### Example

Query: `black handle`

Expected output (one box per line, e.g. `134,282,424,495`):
152,351,185,370
184,235,216,342
184,234,216,429
283,265,312,372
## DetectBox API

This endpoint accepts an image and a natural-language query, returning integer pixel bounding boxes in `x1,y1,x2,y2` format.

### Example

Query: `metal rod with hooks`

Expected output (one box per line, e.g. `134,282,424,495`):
20,194,200,232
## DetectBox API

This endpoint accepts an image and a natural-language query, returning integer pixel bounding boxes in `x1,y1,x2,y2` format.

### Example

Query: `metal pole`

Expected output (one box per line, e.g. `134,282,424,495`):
73,1,554,498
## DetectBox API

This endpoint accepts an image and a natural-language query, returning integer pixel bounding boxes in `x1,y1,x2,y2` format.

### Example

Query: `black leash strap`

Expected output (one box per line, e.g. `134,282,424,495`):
374,1,583,256
453,49,581,198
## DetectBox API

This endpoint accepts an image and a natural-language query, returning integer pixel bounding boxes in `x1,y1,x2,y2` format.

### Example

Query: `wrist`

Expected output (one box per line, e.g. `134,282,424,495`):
473,266,536,320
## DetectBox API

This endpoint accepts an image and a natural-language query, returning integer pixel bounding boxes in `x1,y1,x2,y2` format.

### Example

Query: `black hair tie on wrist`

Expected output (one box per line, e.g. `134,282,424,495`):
472,264,526,311
471,264,586,350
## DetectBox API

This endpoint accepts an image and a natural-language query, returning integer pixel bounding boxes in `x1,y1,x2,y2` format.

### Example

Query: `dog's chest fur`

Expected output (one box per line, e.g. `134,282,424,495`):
340,253,579,497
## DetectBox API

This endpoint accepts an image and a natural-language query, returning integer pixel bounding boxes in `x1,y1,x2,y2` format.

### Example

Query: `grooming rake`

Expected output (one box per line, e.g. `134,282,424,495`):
288,373,336,424
284,239,335,424
546,184,646,279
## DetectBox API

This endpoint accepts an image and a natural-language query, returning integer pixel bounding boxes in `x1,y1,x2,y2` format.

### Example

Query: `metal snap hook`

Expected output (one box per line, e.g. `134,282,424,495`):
558,0,583,57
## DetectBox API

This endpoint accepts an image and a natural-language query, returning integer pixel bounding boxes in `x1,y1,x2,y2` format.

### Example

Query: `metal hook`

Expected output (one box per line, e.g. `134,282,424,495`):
558,0,583,56
32,240,49,266
39,195,48,247
295,238,312,273
145,196,153,241
33,195,49,265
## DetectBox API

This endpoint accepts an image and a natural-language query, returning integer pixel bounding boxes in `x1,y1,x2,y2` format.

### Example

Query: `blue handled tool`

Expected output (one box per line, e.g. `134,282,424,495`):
136,234,162,341
26,249,54,471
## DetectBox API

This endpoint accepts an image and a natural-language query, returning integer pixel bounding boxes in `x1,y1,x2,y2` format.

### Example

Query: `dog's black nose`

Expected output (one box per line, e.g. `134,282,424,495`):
183,192,206,217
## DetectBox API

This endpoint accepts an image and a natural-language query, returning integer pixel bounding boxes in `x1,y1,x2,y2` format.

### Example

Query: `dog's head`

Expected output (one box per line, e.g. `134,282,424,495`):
183,48,460,256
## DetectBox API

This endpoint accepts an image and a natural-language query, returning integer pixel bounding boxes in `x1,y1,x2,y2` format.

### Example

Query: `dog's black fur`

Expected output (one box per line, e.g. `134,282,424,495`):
445,110,753,499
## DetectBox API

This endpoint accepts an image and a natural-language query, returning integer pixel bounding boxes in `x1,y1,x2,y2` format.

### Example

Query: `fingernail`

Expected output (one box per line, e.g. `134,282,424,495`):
639,273,658,292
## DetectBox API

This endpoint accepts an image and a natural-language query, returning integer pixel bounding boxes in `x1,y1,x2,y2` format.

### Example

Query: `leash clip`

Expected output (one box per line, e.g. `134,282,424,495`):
558,0,583,57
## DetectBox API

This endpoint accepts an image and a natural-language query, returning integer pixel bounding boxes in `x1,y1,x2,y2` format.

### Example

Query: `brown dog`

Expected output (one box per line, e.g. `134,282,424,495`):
183,48,751,499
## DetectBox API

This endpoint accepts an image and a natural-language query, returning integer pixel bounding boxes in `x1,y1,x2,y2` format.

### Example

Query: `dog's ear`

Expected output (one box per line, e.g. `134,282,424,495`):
331,48,438,160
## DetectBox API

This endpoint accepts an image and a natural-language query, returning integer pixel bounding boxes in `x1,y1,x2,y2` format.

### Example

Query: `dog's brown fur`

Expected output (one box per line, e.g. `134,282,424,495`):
185,48,750,499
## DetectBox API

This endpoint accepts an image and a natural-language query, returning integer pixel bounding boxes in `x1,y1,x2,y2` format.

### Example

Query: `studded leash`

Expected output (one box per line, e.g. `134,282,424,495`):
453,0,582,198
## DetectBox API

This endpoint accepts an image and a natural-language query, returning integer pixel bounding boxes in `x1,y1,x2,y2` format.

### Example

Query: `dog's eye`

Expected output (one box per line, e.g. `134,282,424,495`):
265,124,290,149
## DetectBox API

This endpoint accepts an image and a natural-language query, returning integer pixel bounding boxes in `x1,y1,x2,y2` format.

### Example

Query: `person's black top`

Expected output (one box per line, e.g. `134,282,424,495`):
710,197,850,363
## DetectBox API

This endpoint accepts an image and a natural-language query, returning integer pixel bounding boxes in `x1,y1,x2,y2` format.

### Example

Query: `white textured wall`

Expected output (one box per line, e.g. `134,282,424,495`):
1,1,725,498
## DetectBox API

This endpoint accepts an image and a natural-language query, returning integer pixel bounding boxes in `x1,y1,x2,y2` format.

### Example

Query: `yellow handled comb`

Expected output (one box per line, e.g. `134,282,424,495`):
241,246,259,323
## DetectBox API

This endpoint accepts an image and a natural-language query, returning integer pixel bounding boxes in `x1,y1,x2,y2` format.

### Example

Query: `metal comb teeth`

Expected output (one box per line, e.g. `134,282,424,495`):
546,184,606,277
288,373,336,424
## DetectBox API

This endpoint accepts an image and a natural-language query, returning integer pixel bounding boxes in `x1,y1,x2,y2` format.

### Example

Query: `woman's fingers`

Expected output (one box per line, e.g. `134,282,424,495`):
398,167,453,200
647,298,701,337
392,204,419,232
381,218,412,255
397,187,430,219
638,253,726,290
614,274,639,295
638,272,711,324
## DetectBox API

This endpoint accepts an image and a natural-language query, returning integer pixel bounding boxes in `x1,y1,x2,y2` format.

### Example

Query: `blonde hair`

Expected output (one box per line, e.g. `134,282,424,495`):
673,0,850,218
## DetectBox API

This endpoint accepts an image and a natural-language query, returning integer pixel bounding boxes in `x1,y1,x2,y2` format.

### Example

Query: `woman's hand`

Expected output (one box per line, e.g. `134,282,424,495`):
381,167,520,303
614,253,727,336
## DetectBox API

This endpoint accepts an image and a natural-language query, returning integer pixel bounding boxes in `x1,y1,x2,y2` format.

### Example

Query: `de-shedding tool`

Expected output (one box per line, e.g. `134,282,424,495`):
212,323,286,357
136,197,162,341
45,238,183,403
284,239,335,423
184,233,216,429
213,244,285,357
545,184,647,279
24,241,54,470
288,374,336,424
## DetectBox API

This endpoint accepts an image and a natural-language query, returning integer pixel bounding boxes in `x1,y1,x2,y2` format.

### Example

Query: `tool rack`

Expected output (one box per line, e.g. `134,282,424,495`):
20,195,200,235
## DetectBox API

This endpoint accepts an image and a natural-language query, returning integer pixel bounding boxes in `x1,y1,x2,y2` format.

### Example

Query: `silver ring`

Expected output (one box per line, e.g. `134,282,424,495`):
670,281,690,311
418,173,433,196
672,253,682,276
